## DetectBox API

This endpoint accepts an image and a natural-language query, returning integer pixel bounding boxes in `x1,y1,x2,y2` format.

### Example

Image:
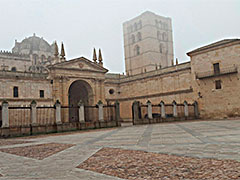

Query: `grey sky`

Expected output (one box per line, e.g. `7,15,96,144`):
0,0,239,73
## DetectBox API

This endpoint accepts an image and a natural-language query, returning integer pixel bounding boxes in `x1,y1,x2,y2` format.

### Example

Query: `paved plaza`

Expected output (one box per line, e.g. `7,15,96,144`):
0,119,240,179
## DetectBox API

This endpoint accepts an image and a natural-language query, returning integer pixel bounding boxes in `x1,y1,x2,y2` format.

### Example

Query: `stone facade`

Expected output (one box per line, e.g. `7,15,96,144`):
123,11,174,75
187,39,240,119
0,12,239,123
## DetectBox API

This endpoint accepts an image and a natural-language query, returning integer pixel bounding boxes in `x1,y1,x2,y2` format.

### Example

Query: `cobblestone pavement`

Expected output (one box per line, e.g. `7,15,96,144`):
0,119,240,179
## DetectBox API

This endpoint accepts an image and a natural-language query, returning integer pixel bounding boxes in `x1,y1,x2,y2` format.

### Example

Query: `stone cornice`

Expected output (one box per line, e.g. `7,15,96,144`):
187,39,240,57
105,63,191,85
106,88,193,102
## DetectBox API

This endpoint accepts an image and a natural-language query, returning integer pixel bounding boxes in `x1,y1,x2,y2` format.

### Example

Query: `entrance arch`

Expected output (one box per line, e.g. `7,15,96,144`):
68,80,93,122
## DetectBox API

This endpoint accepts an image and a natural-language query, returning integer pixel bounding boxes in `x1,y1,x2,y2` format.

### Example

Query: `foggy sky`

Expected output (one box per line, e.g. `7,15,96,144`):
0,0,239,73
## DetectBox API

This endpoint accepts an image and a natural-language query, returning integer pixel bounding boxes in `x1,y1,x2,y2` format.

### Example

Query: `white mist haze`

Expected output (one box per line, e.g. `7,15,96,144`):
0,0,239,73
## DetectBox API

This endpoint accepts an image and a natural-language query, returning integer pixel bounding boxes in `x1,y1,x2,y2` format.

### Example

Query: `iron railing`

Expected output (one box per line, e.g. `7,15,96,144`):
196,66,238,79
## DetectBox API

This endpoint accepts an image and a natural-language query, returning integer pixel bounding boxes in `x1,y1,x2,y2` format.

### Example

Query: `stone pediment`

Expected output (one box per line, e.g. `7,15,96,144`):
48,57,108,73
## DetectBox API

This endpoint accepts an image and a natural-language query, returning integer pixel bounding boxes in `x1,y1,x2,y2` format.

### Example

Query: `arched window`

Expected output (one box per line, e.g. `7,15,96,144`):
33,54,38,65
11,67,17,72
164,23,168,29
159,21,162,29
155,20,159,27
157,31,162,40
162,32,168,41
134,45,140,56
131,34,135,44
159,44,163,53
134,23,137,31
137,32,142,41
138,20,142,29
41,55,46,63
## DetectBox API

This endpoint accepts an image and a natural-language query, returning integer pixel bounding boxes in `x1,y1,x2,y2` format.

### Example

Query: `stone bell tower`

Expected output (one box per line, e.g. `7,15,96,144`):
123,11,174,75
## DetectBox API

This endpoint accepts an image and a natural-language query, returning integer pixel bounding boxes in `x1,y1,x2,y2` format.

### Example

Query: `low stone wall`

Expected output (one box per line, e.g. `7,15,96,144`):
133,117,197,125
0,121,119,138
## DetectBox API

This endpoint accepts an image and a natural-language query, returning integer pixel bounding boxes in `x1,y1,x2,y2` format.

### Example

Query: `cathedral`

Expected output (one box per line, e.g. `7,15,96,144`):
0,11,240,124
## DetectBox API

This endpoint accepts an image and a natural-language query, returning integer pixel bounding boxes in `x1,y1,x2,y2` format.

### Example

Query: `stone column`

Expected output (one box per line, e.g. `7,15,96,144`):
55,100,62,124
160,101,166,118
147,100,153,119
98,100,104,122
133,101,140,121
194,101,199,118
115,101,120,121
78,100,85,122
1,101,9,128
184,101,189,117
173,101,178,117
30,100,37,125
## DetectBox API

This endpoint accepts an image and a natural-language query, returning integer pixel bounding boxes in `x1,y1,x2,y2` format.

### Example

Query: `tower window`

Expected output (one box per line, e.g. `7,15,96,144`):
162,32,168,41
159,44,163,53
215,80,222,89
137,32,142,41
40,90,44,98
138,20,142,29
134,23,137,31
131,34,135,44
157,31,162,40
213,63,220,75
134,45,140,55
13,86,18,97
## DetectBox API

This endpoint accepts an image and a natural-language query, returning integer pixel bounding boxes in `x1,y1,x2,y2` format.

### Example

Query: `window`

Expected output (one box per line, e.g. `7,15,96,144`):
215,80,222,89
213,63,220,75
134,45,140,56
11,67,17,72
109,89,114,95
162,32,168,41
157,31,162,40
41,55,45,63
134,23,137,31
159,21,162,29
137,32,142,41
159,44,163,53
13,86,18,97
155,20,159,27
138,20,142,29
131,34,135,44
40,90,44,98
33,54,38,65
163,23,168,29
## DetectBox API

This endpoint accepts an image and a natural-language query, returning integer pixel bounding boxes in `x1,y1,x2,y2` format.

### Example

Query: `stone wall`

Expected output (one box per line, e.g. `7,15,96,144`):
0,71,53,106
105,62,195,119
189,40,240,119
0,53,31,72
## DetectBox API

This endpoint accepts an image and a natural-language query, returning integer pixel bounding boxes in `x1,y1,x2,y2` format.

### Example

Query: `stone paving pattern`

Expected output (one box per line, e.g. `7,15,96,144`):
78,147,240,180
0,140,32,146
0,143,75,160
0,119,239,179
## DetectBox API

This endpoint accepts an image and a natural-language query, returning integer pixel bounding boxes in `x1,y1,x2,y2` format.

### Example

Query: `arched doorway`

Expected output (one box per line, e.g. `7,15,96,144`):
68,80,93,122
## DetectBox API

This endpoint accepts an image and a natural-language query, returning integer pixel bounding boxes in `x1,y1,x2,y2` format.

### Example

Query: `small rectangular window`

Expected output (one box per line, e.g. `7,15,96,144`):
215,80,222,89
213,63,220,75
40,90,44,98
13,86,18,97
